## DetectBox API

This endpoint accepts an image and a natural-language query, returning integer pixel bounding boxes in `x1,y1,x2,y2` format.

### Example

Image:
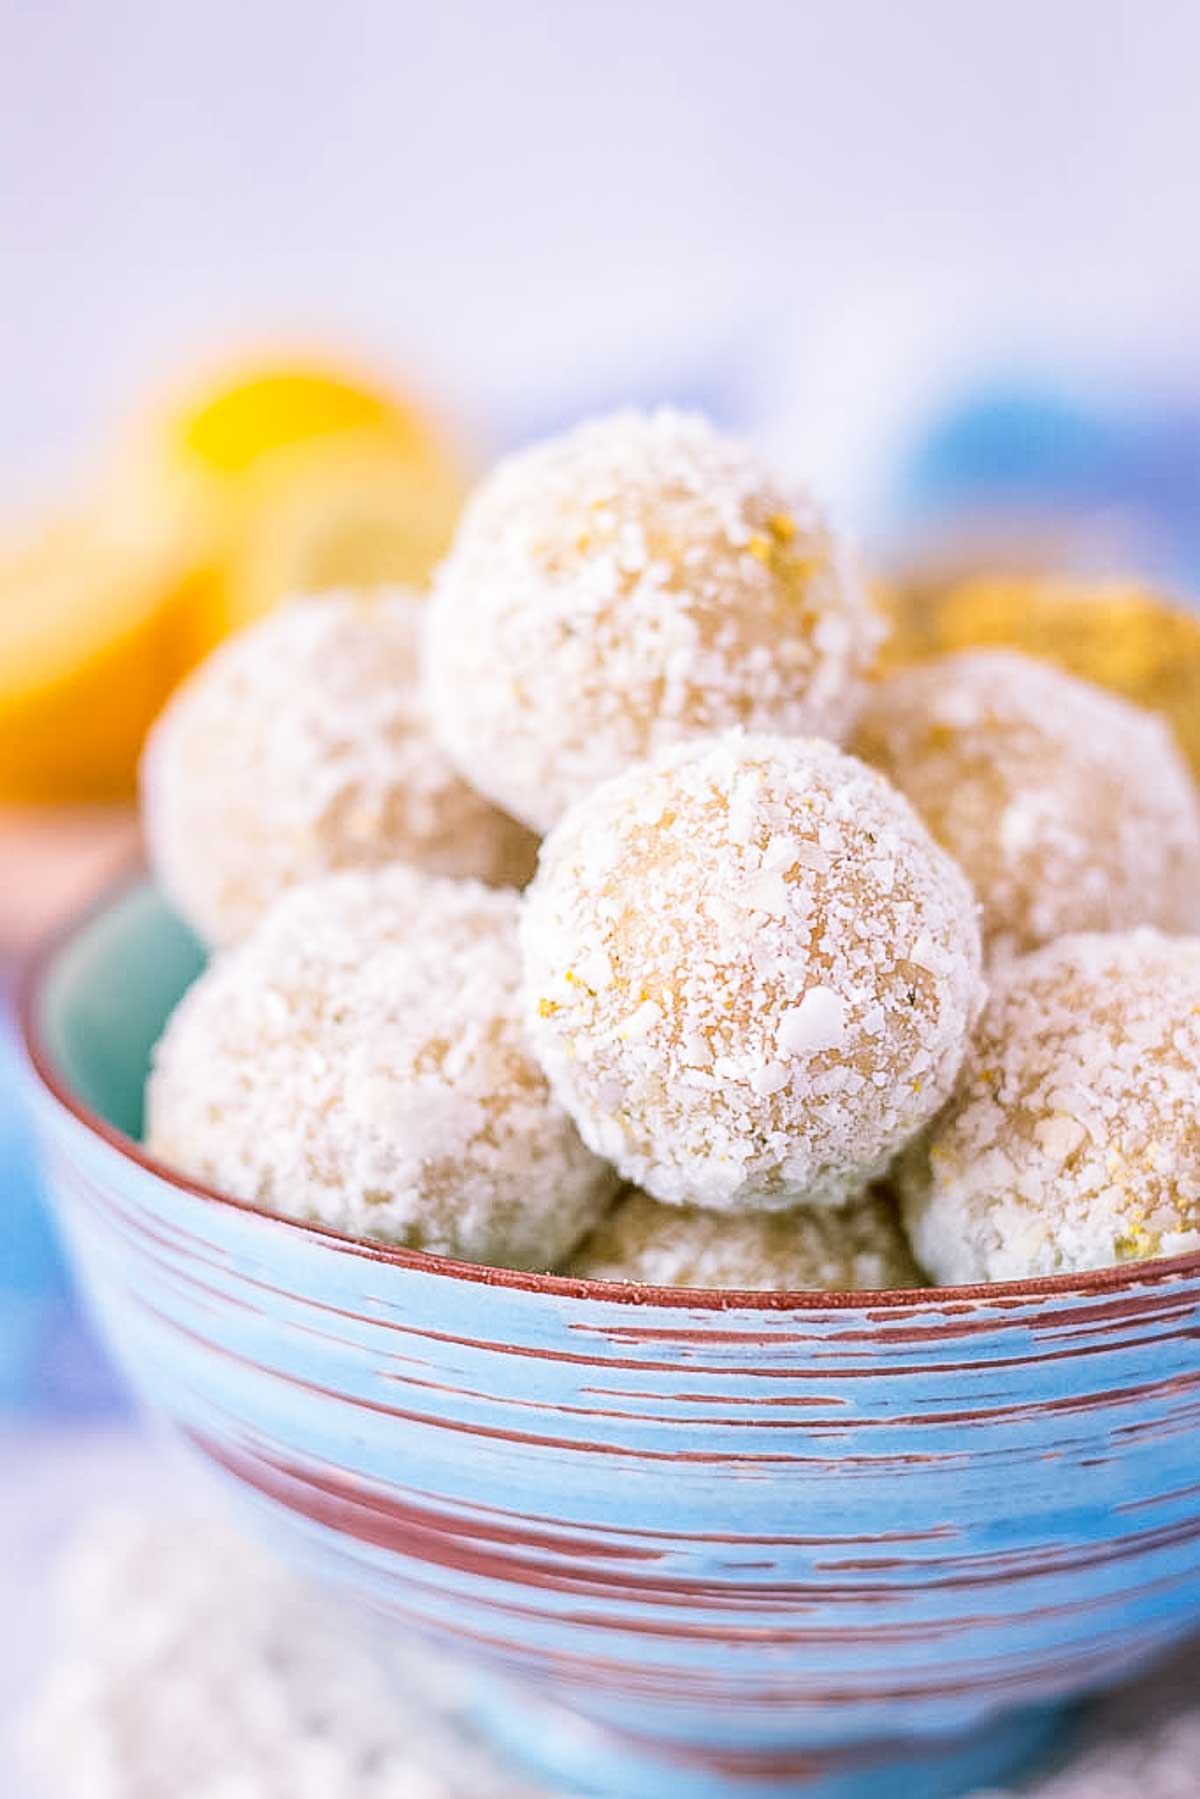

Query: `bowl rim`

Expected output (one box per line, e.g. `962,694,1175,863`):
19,874,1200,1313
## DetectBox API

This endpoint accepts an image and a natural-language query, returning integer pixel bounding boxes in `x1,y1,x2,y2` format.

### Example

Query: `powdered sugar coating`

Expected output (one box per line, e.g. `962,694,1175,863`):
425,409,880,832
899,929,1200,1282
569,1185,924,1291
142,590,538,947
522,732,986,1212
854,650,1200,958
146,866,616,1266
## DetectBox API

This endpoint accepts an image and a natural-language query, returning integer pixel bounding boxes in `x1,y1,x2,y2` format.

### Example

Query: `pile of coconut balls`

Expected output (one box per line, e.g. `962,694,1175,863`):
141,408,1200,1291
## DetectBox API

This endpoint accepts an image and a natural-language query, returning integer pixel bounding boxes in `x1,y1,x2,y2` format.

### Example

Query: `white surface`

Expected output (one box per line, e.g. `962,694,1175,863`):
0,1426,164,1797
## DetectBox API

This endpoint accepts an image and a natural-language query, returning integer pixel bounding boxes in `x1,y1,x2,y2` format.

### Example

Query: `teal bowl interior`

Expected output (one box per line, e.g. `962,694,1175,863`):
19,881,1200,1799
36,880,206,1143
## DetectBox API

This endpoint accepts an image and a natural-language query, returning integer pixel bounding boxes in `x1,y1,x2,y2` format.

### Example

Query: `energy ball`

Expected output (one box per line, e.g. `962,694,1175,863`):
854,649,1200,959
522,731,985,1213
569,1186,924,1291
145,866,617,1267
898,930,1200,1283
426,408,880,832
142,590,538,947
876,571,1200,776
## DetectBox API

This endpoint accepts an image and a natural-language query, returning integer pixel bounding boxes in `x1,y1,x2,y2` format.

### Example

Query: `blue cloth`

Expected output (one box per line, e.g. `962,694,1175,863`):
1,986,124,1415
887,378,1200,593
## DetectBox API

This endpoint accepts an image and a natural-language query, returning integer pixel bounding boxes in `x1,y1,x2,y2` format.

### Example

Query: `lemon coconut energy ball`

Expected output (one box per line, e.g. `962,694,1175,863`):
426,408,880,833
569,1186,924,1291
142,590,538,947
898,929,1200,1283
522,731,985,1213
876,570,1200,776
145,866,617,1267
854,649,1200,959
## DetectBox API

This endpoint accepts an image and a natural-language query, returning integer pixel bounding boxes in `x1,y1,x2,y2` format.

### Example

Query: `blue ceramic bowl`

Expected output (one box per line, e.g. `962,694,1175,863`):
21,881,1200,1798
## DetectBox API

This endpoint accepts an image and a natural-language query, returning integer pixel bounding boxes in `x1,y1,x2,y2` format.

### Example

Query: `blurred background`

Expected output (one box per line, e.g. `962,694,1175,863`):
5,0,1200,1790
10,0,1200,542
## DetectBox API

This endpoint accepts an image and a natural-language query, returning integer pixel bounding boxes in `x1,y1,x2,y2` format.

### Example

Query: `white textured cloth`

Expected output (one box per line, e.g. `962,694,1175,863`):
16,1502,1200,1799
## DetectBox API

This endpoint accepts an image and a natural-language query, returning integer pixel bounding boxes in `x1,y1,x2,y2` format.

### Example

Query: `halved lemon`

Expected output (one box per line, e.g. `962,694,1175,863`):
0,511,199,800
109,354,469,650
173,363,403,474
211,428,465,645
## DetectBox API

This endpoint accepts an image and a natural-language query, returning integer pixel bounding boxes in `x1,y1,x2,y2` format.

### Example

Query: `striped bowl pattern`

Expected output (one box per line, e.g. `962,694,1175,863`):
20,884,1200,1797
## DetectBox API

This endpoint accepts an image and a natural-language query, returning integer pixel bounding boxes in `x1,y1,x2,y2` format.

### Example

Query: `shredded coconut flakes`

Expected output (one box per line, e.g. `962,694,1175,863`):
569,1184,924,1291
899,927,1200,1281
142,589,538,947
521,730,985,1212
426,408,881,832
854,649,1200,959
146,866,616,1267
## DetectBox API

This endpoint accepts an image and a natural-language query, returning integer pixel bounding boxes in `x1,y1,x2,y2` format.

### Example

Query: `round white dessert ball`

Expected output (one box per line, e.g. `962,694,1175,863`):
854,649,1200,958
142,589,538,947
521,731,985,1213
898,929,1200,1282
569,1186,924,1291
145,866,617,1267
426,409,880,832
